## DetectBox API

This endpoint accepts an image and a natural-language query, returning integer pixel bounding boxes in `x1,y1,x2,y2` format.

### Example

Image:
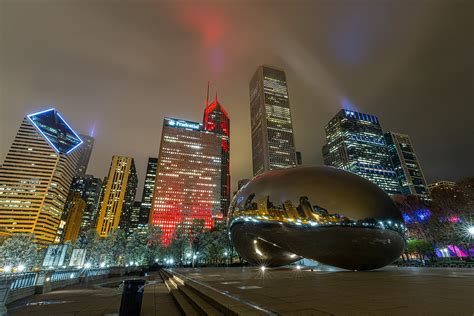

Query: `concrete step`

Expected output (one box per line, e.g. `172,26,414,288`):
178,283,222,315
160,269,272,316
162,271,222,315
163,275,198,316
170,287,199,316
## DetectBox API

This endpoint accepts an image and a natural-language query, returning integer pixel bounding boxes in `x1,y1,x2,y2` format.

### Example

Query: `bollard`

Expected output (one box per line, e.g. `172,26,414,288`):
119,279,146,316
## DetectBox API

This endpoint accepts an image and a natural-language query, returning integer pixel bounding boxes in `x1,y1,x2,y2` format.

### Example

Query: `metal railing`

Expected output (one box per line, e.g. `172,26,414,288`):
50,269,81,282
0,272,39,290
85,268,110,277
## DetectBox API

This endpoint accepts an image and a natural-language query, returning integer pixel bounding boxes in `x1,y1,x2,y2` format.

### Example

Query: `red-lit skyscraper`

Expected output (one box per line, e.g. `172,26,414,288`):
150,118,222,245
203,93,230,216
150,90,231,244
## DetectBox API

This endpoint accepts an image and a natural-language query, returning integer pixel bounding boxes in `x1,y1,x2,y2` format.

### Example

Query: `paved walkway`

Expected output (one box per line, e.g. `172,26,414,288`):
7,273,180,316
173,266,474,315
141,277,180,316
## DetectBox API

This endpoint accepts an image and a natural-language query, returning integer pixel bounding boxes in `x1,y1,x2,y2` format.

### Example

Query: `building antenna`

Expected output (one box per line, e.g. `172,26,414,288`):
206,81,210,107
90,122,96,137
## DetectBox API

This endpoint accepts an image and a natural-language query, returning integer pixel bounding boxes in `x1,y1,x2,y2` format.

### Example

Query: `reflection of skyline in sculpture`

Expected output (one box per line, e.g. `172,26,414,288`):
233,193,393,230
228,166,406,270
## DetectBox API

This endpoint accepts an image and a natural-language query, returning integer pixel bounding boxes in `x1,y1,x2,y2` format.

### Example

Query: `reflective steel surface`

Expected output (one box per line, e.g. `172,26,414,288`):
228,166,406,270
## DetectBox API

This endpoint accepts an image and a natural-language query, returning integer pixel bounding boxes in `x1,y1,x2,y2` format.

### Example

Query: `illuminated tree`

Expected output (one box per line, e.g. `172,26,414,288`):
125,230,148,266
104,229,127,266
169,223,189,266
189,219,210,267
145,225,164,265
406,239,434,260
0,234,39,270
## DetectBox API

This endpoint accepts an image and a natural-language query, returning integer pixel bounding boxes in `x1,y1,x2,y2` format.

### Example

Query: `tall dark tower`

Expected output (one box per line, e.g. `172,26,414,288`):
75,134,94,177
141,157,158,223
249,65,297,176
203,84,230,216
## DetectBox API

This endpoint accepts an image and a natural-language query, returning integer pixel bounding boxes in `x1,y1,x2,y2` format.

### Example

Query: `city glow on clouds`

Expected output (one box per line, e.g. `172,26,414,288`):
1,1,472,195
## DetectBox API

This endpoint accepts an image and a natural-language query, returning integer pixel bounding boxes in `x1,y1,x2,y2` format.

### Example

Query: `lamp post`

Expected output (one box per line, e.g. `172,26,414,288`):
468,226,474,237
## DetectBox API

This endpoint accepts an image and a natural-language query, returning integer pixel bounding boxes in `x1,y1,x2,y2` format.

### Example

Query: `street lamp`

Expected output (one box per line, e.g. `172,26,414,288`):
468,226,474,236
223,252,228,267
17,264,25,272
4,265,12,273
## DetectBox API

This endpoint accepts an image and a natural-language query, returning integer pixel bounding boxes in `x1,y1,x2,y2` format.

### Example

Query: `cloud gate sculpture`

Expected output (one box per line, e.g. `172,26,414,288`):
228,166,406,270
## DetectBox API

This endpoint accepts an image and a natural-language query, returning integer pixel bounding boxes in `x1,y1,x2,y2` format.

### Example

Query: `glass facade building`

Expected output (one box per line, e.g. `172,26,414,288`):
296,151,303,165
125,201,142,236
141,157,157,224
150,117,222,245
249,65,297,176
96,156,138,237
141,157,158,218
64,175,103,234
322,109,400,195
61,192,85,242
0,108,82,244
428,181,456,192
384,132,430,199
75,134,94,177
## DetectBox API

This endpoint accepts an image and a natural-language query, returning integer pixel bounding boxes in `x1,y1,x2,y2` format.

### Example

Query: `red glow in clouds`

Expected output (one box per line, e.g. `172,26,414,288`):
175,6,227,47
172,5,230,75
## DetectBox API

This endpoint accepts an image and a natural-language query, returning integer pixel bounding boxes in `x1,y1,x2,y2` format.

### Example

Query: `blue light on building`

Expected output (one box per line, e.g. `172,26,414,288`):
27,108,83,154
322,109,400,195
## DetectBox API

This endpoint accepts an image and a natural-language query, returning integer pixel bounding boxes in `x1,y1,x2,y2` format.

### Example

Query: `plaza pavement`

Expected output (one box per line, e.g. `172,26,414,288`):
6,274,180,316
5,266,473,315
172,265,474,315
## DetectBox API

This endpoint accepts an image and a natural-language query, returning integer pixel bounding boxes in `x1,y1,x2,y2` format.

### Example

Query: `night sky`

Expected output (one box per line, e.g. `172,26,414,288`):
1,1,473,197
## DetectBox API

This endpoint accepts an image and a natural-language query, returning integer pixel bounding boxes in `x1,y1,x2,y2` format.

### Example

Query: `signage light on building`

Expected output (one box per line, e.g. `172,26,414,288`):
165,117,201,130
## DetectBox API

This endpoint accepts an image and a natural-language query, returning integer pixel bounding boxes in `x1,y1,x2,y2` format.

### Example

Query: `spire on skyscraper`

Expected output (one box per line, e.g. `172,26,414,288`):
206,80,210,108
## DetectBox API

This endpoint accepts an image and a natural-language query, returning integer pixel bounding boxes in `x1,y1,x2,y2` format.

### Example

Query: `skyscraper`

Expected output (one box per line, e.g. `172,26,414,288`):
96,156,137,237
65,175,103,233
385,132,430,199
296,151,303,165
203,92,230,215
126,201,143,236
141,157,157,224
428,181,456,192
249,65,297,176
0,108,83,244
75,134,94,177
150,117,221,244
61,192,85,242
322,109,400,195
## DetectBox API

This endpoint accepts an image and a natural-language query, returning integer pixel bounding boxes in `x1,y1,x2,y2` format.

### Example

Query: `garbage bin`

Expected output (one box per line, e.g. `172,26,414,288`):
119,279,146,316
